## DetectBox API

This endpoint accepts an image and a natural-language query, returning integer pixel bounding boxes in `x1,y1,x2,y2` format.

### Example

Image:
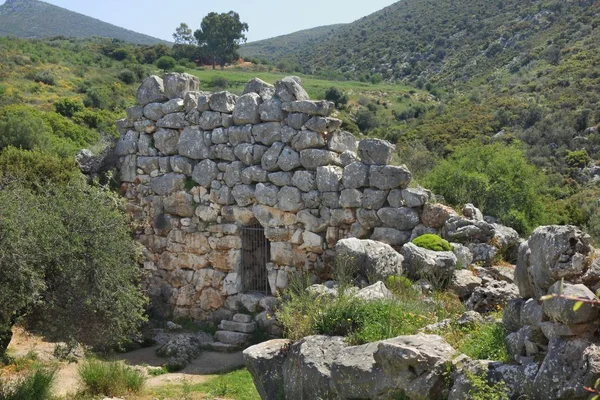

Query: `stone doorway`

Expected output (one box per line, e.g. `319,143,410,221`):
241,222,271,295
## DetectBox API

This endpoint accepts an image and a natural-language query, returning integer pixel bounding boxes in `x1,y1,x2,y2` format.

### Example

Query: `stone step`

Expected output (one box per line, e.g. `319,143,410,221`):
233,313,253,323
207,342,241,353
215,330,251,346
219,320,257,333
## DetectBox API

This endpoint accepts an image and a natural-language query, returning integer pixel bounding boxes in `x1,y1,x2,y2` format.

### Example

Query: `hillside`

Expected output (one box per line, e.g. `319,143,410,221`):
0,0,167,45
239,24,345,63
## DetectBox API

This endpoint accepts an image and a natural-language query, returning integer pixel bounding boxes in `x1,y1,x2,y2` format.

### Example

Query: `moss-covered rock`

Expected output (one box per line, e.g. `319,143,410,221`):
412,234,453,252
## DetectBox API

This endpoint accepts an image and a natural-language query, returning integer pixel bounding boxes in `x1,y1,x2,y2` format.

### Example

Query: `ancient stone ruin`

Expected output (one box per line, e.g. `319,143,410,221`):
116,72,435,321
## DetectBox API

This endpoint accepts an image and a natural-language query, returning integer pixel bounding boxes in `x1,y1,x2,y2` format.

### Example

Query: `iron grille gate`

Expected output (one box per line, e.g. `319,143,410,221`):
241,223,271,295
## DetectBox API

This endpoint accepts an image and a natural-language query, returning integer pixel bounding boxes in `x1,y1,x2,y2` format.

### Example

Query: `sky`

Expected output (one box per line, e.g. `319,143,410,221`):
0,0,398,42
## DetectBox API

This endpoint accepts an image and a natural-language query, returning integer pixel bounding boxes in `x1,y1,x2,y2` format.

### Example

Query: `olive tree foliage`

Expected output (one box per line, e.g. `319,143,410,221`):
193,11,249,69
0,179,147,358
173,23,197,45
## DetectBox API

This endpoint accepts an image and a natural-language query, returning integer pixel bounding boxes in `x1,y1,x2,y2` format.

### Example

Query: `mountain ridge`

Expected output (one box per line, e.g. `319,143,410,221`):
0,0,168,45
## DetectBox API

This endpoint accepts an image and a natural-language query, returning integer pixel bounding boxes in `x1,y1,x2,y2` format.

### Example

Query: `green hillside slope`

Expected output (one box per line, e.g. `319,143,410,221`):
0,0,167,45
239,24,345,62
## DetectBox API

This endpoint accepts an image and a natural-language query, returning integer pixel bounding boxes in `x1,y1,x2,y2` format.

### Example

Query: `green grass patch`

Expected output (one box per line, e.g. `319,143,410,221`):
150,368,260,400
0,367,56,400
78,359,145,397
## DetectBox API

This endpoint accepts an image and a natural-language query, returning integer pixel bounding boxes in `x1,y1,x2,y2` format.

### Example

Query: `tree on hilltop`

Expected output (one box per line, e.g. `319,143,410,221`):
173,22,196,45
193,11,249,69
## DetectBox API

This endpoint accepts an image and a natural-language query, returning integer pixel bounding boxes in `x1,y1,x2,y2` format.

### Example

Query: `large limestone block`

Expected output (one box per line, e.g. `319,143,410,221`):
244,339,293,400
401,242,457,289
164,72,199,99
369,165,412,190
137,75,167,105
543,281,599,325
274,76,310,102
358,139,395,165
335,238,404,282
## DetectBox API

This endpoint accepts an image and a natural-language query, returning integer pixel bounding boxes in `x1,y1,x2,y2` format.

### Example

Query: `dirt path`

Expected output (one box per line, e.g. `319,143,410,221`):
4,328,245,398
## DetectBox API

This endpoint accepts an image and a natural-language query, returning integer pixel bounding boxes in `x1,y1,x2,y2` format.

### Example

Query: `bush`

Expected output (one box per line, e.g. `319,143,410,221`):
0,180,147,358
0,147,77,187
355,108,380,132
83,87,111,109
0,105,51,151
117,69,137,84
156,56,177,72
565,149,591,168
423,142,548,235
54,98,84,118
78,360,145,397
466,372,509,400
33,70,55,86
208,76,229,89
412,234,453,251
0,368,56,400
325,87,349,107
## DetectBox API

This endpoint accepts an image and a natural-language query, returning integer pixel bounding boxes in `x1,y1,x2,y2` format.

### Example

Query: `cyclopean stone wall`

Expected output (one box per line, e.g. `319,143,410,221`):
115,72,443,321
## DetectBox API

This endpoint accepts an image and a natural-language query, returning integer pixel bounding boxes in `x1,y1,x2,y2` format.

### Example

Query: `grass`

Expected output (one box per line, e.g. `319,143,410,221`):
78,359,145,397
149,369,260,400
0,367,56,400
277,274,465,345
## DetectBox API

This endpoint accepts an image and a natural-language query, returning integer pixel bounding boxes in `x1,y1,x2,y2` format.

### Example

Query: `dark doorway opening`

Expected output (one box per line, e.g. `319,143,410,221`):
241,222,271,295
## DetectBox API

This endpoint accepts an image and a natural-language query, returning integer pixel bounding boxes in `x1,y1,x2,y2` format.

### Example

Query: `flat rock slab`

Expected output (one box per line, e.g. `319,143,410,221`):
183,350,244,374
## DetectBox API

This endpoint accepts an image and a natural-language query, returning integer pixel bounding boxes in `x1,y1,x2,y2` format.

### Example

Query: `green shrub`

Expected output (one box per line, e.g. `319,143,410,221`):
325,87,349,107
565,149,591,168
0,147,77,187
458,321,509,362
54,98,84,118
208,76,229,89
423,142,548,235
466,372,509,400
78,359,145,397
355,108,380,132
32,70,55,86
117,69,137,85
0,367,56,400
0,105,51,151
412,234,453,251
156,56,177,72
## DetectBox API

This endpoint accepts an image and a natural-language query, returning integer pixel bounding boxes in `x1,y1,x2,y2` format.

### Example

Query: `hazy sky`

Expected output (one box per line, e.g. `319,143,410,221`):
1,0,398,42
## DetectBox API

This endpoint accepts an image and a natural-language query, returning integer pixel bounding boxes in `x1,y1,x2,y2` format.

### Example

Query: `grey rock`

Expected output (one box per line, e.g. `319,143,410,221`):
370,165,412,190
277,146,301,172
292,171,316,192
305,116,342,134
228,125,252,145
259,97,285,122
340,150,359,167
236,144,267,166
137,156,159,174
282,336,346,400
342,162,369,189
120,155,137,182
300,149,341,170
401,242,457,289
164,72,199,99
199,111,223,130
143,102,164,121
328,130,357,153
401,187,430,208
178,126,212,160
126,105,144,122
462,203,484,221
277,186,303,212
451,243,473,269
297,210,327,233
291,129,325,151
339,189,363,208
134,119,156,134
469,243,498,266
316,166,343,192
151,173,186,196
458,310,485,326
255,183,279,207
184,91,201,113
281,126,298,143
492,223,521,254
232,185,256,207
543,281,599,325
115,130,138,156
137,75,167,105
373,335,456,400
261,142,285,171
521,298,544,328
362,189,387,210
354,281,395,301
157,113,188,129
371,227,411,247
244,339,292,400
210,91,238,113
335,238,404,282
243,78,275,99
268,172,293,187
448,269,482,300
281,100,335,116
116,118,132,135
274,76,310,102
154,128,180,155
539,321,597,339
164,191,195,217
302,191,321,209
357,209,381,229
223,162,244,187
211,127,229,144
162,98,185,114
286,112,309,129
466,281,520,313
241,166,268,184
215,331,250,346
233,92,262,125
503,299,525,333
442,216,496,244
422,203,459,229
155,331,213,371
517,225,593,298
192,160,219,188
253,122,282,146
358,139,395,165
377,207,420,230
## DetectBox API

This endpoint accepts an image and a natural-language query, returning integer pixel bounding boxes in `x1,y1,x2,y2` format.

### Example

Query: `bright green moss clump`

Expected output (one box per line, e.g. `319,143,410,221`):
412,234,453,252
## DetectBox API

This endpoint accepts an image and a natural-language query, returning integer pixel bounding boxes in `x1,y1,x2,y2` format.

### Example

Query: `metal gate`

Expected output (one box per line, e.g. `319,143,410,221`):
241,222,271,295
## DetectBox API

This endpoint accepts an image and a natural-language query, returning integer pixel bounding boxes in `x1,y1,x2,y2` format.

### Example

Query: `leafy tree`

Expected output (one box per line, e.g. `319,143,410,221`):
173,23,196,45
156,56,177,72
423,142,548,234
325,87,349,108
0,180,147,358
194,11,249,69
